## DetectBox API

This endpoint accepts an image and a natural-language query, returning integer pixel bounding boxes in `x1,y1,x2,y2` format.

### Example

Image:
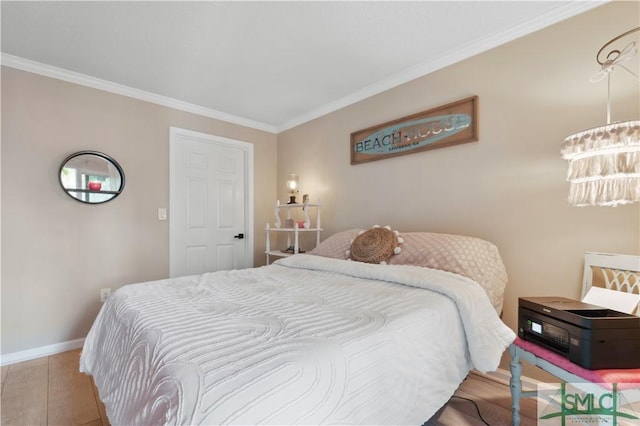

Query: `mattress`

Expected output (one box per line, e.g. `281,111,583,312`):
80,254,515,425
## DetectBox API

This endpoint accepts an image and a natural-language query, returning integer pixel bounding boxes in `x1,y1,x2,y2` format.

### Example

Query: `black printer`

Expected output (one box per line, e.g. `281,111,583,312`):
518,297,640,369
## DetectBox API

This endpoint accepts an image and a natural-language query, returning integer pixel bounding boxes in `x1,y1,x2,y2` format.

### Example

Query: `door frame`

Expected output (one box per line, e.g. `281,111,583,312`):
169,126,254,276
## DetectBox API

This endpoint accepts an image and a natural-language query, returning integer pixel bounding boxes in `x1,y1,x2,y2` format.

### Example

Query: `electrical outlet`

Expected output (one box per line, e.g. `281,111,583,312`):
100,288,111,303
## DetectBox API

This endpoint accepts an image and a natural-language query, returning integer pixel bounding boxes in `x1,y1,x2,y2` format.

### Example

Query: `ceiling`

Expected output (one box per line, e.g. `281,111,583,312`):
1,1,604,133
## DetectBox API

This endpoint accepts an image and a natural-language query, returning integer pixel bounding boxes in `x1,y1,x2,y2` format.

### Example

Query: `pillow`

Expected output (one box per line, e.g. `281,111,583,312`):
308,228,362,259
387,232,508,312
348,226,402,264
309,228,507,313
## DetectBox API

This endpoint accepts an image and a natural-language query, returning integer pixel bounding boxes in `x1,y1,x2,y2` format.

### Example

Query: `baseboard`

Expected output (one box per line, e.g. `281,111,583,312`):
472,367,539,392
0,338,85,366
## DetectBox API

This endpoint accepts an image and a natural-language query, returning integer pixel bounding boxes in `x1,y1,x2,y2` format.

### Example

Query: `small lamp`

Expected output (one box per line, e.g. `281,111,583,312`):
560,27,640,207
286,174,299,204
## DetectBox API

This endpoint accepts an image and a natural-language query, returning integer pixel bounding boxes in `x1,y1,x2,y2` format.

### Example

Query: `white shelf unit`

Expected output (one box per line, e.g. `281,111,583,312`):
265,202,321,264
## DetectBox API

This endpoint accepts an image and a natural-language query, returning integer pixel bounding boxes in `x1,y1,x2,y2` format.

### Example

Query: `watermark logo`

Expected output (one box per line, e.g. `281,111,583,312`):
537,382,640,425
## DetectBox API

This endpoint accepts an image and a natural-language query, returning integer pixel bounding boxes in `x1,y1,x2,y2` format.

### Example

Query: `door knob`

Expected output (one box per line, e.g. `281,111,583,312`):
234,233,244,239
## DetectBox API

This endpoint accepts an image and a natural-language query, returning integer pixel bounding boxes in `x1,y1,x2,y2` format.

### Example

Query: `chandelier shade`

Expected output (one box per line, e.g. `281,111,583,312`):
561,120,640,206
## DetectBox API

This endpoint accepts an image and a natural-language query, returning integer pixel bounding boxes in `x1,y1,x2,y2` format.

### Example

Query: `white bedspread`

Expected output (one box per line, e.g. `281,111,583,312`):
80,254,514,425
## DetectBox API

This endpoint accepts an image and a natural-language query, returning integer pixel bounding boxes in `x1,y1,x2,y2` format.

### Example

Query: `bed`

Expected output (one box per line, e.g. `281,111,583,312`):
79,229,516,425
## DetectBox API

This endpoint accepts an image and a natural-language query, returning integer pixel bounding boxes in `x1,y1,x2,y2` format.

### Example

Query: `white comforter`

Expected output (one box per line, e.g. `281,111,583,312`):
80,254,515,425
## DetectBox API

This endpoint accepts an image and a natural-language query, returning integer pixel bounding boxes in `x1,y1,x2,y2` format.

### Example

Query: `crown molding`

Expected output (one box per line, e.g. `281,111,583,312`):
0,1,607,135
276,1,608,133
1,53,278,134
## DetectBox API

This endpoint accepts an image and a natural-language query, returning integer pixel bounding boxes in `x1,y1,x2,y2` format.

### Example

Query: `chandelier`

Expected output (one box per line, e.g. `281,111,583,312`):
560,27,640,207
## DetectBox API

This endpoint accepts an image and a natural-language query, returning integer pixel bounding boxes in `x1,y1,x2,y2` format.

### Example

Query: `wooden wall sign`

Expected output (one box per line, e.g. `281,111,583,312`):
350,96,478,165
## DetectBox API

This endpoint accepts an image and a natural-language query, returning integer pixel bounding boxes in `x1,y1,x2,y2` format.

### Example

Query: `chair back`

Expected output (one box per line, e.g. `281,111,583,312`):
581,252,640,315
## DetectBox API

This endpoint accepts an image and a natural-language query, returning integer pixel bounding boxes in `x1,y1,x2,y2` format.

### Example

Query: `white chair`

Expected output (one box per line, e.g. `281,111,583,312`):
580,252,640,314
508,252,640,426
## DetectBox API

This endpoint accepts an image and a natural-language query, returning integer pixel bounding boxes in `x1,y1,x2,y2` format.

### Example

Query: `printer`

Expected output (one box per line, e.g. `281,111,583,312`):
518,297,640,369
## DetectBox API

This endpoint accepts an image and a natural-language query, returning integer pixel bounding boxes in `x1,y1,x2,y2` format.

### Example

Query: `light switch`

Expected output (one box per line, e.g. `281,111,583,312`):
158,208,167,221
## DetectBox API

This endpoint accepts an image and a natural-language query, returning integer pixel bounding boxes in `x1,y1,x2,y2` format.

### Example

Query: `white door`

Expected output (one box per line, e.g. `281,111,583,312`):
170,127,253,277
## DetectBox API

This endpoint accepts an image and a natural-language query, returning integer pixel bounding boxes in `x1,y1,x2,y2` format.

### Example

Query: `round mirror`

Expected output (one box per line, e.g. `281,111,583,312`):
59,151,125,204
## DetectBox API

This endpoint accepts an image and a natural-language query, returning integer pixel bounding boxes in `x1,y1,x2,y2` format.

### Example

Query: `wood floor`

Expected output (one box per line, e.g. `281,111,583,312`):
1,349,537,425
426,373,538,426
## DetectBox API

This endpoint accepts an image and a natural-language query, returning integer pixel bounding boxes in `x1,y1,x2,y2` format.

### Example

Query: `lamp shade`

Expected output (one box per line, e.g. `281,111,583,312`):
286,174,299,204
561,120,640,206
286,174,299,193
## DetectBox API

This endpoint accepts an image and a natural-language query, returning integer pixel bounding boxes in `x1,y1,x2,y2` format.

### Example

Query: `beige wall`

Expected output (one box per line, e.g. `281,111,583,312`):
277,2,639,374
1,68,277,354
1,1,639,370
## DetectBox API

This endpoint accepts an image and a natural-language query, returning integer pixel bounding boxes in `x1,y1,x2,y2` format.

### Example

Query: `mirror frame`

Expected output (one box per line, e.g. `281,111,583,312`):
59,150,126,204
